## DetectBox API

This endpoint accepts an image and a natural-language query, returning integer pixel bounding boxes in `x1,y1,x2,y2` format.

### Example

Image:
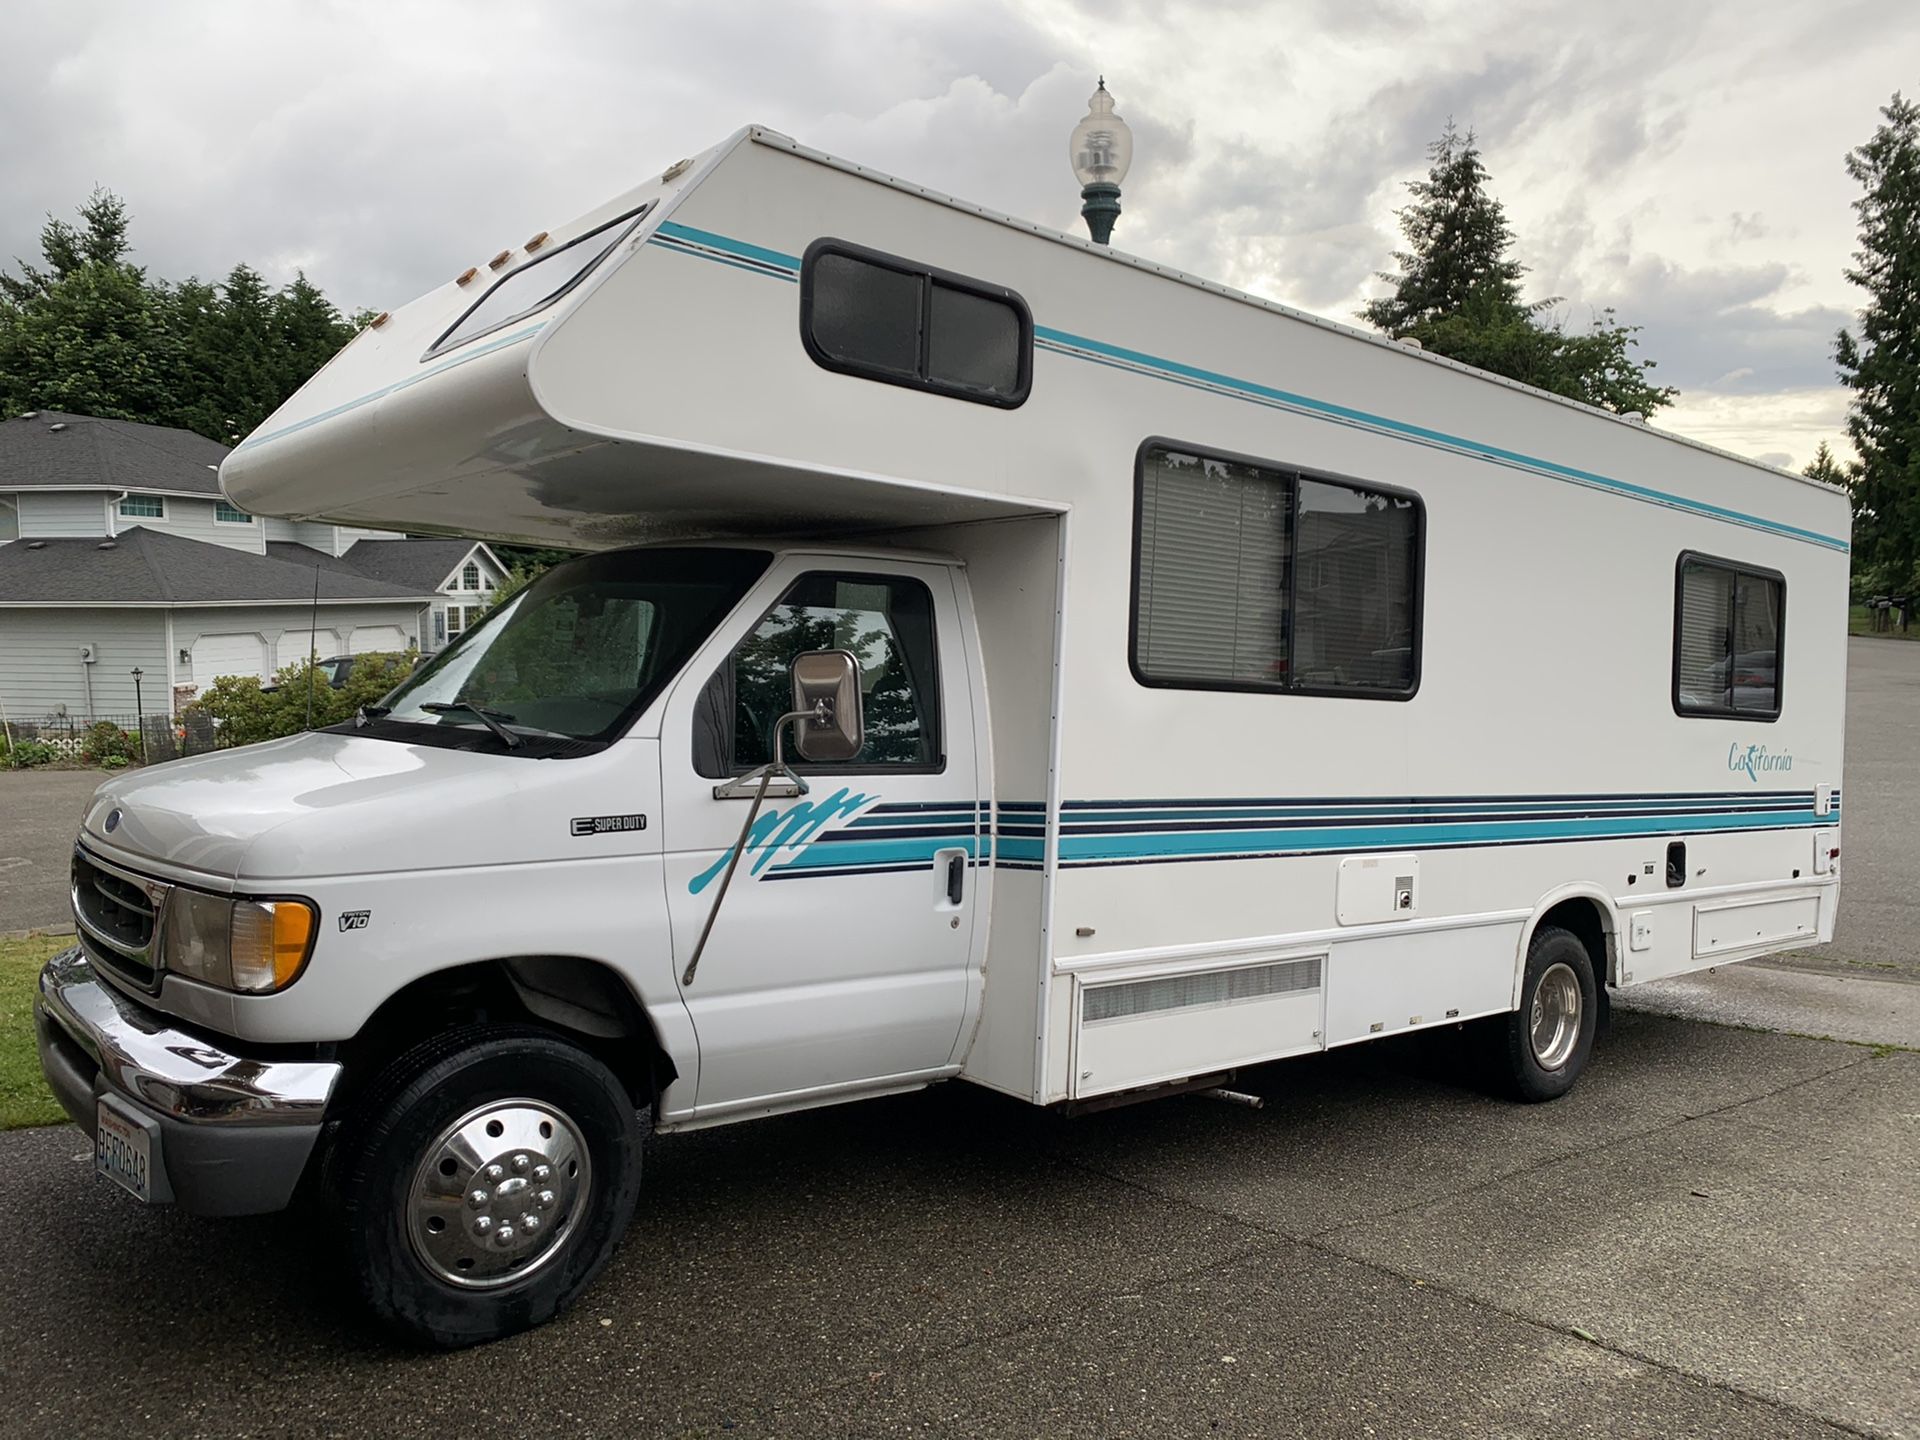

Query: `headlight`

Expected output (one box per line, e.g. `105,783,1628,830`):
160,892,317,993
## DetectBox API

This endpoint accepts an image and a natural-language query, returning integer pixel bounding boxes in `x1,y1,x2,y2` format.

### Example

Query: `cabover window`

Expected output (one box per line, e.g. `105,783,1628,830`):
799,239,1032,408
1132,442,1422,698
425,203,653,359
1673,553,1784,719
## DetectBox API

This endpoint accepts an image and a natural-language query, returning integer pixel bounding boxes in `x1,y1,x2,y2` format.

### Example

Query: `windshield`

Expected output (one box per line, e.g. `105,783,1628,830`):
378,547,769,748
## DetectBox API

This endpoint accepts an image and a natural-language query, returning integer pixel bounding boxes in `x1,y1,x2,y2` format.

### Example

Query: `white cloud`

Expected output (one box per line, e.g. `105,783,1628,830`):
2,0,1911,462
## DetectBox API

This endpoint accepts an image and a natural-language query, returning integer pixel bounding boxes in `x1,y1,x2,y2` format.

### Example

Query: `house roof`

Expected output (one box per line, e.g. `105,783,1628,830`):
0,528,434,605
0,411,230,497
342,537,490,592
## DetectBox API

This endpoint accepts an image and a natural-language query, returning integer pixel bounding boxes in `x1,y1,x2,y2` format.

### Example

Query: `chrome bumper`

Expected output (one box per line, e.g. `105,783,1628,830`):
34,946,343,1214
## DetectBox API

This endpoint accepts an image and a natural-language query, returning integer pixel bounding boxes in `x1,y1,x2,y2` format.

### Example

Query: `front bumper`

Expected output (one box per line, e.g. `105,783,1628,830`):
33,946,343,1216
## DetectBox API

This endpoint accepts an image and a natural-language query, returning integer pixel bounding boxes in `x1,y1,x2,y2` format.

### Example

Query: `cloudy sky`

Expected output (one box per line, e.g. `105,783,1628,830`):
5,0,1914,467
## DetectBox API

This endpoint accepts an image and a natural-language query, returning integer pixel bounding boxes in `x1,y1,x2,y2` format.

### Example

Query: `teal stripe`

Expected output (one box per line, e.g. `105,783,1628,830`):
1053,807,1823,863
655,221,800,272
773,834,978,871
1034,329,1848,553
233,323,547,452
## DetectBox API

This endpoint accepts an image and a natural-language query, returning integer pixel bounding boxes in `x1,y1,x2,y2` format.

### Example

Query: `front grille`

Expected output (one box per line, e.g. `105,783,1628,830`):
71,848,168,988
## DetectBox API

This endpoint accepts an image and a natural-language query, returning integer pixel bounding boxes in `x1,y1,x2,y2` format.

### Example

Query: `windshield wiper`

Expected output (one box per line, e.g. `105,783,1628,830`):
355,704,391,727
420,701,523,749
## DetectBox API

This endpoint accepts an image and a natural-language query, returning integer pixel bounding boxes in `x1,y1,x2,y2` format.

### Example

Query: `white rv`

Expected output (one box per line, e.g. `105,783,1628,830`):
36,126,1848,1346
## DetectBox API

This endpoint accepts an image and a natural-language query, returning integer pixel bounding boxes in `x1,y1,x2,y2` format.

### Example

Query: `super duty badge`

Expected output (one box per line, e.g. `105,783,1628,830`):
571,814,648,837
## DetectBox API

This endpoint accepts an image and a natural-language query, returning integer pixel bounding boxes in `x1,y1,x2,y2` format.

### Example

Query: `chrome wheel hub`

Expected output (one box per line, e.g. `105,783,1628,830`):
407,1099,591,1288
1529,961,1582,1070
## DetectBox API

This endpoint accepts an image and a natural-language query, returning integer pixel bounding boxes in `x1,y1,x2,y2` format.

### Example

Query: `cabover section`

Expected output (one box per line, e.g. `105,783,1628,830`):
224,126,1850,1112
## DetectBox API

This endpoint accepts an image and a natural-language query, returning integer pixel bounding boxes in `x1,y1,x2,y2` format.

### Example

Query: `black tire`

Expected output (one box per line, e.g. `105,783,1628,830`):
331,1024,645,1348
1499,925,1598,1103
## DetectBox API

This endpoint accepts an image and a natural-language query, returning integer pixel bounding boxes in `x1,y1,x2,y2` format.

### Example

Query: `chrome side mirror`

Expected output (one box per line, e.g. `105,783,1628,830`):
790,649,864,763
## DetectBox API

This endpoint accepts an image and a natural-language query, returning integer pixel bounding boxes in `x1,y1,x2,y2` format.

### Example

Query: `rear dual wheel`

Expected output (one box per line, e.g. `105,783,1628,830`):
331,1025,645,1348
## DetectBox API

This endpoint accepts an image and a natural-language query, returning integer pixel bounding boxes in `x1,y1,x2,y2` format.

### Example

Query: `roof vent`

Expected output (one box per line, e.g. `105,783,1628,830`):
20,411,38,420
25,540,45,550
1622,411,1646,424
1395,336,1424,350
96,541,117,551
48,422,67,432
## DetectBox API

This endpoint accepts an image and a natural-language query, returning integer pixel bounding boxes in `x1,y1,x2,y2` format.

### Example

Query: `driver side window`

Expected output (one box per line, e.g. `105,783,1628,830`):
694,571,942,777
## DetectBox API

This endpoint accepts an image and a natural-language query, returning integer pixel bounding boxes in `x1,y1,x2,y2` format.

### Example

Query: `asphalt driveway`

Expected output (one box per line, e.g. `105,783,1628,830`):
0,768,102,932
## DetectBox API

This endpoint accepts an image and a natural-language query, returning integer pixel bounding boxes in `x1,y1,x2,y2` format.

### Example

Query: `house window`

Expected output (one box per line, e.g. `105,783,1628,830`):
463,562,482,590
214,500,252,524
693,572,942,777
1132,441,1422,698
119,494,165,519
1673,554,1784,719
800,239,1032,408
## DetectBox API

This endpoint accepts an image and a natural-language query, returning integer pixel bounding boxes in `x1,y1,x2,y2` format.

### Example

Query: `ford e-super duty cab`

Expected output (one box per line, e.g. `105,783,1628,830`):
37,126,1848,1346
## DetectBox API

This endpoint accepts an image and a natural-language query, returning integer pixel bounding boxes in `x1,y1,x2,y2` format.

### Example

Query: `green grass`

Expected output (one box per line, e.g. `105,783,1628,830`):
1,934,72,1130
1849,604,1920,639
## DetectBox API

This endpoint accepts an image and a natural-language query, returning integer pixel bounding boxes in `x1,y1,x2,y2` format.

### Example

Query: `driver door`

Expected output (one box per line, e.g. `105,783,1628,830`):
659,556,982,1119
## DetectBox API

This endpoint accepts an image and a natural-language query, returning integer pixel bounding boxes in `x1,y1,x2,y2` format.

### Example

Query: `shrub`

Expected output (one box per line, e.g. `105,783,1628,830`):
3,740,57,769
80,721,139,766
188,649,419,747
98,754,130,769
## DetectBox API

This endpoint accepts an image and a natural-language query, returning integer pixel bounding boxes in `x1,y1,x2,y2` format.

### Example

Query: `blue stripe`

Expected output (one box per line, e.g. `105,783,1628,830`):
1033,328,1847,552
647,221,1846,553
233,323,548,452
772,834,979,872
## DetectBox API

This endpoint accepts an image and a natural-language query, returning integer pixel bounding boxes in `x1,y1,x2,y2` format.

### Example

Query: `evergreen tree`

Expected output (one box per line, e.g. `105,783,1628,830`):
1362,123,1528,335
1804,441,1849,488
0,189,361,443
1362,125,1674,416
0,189,181,421
1835,94,1920,591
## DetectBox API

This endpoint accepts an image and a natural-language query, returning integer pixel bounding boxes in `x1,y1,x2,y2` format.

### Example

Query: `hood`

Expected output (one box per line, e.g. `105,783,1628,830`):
81,729,657,882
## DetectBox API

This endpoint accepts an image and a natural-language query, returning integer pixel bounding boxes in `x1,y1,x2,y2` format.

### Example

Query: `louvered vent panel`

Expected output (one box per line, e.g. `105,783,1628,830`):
1083,956,1323,1025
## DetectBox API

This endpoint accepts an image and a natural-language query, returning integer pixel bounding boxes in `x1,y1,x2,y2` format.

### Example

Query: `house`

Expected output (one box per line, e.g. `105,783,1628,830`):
0,411,506,723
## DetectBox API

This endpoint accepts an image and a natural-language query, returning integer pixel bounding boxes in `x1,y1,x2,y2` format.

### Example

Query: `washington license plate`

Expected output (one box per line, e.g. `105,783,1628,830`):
95,1099,152,1203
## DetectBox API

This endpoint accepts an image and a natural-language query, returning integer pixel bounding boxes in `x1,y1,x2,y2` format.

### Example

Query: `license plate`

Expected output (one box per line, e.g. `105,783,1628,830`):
95,1098,153,1203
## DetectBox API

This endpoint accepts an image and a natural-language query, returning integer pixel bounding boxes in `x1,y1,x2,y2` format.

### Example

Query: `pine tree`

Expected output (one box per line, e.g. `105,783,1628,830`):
1834,94,1920,591
1362,123,1528,335
1804,441,1849,488
1362,125,1674,416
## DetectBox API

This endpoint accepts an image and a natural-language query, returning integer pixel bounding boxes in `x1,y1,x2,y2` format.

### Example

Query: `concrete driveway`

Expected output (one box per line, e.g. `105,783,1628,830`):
0,768,102,932
1,640,1915,1437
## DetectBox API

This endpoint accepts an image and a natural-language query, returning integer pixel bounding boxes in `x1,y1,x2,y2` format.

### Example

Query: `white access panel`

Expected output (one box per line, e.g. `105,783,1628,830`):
1071,955,1325,1098
1337,855,1420,924
1692,894,1821,961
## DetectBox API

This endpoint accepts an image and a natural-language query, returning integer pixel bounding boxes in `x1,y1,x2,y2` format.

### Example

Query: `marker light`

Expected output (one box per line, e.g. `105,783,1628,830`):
229,899,317,993
488,249,513,270
455,267,478,286
524,230,549,251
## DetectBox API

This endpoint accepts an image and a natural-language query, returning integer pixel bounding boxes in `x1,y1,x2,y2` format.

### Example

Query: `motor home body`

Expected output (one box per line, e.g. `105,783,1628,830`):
37,126,1849,1345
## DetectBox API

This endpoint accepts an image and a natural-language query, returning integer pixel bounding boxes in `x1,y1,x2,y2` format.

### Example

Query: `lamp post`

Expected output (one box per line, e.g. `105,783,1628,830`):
1069,78,1133,246
130,667,146,765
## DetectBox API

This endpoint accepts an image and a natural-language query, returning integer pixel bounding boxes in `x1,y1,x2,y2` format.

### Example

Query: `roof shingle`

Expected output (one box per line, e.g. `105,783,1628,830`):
0,528,434,605
0,411,230,496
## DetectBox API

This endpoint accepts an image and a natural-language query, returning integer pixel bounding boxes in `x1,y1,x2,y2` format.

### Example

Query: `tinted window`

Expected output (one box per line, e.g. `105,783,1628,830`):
801,240,1031,407
428,204,651,358
1133,443,1421,698
809,253,922,376
695,572,942,775
1674,555,1783,717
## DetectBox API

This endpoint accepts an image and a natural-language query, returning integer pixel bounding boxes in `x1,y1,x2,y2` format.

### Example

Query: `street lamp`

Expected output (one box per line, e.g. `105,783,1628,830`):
1069,77,1133,246
130,667,147,764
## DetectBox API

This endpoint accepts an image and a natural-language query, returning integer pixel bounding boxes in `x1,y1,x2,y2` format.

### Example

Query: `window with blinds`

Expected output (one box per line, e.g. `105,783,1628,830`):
1132,443,1422,698
1673,554,1783,718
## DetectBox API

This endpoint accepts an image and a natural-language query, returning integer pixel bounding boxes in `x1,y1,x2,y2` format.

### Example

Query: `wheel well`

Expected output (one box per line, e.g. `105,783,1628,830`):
1534,897,1614,986
335,958,677,1114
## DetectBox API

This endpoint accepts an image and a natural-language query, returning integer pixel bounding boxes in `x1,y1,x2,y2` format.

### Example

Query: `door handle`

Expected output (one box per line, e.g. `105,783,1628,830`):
946,852,966,906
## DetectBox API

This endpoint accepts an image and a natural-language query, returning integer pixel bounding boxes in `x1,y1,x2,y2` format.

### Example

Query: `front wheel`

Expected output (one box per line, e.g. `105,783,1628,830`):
1498,926,1598,1102
332,1025,645,1347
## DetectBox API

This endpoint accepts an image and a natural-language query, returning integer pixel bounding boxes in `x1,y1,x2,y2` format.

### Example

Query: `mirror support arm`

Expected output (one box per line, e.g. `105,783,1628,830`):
682,703,823,989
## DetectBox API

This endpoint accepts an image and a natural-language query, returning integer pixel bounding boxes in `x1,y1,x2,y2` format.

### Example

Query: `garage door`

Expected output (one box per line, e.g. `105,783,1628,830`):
278,629,340,669
348,625,409,655
191,633,269,685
